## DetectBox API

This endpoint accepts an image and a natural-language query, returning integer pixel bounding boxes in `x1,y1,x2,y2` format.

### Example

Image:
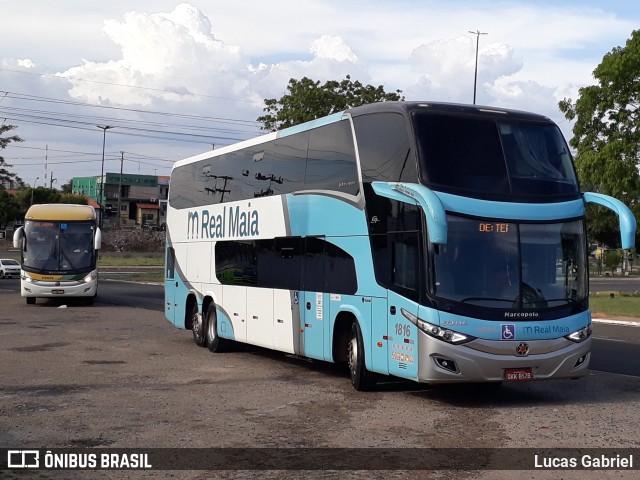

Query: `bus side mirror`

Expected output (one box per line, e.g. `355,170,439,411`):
94,228,102,250
12,226,24,250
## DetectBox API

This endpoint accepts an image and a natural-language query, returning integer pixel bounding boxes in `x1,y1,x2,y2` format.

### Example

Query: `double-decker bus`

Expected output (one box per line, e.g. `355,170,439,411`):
13,204,102,305
165,102,636,390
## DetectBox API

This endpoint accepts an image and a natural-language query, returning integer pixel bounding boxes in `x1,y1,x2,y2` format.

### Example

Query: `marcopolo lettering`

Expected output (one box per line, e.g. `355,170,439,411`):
187,204,260,240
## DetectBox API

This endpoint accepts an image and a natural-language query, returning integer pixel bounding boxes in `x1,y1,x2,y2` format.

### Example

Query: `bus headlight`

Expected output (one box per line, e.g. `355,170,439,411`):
565,325,592,343
401,308,475,345
22,274,33,283
83,272,97,283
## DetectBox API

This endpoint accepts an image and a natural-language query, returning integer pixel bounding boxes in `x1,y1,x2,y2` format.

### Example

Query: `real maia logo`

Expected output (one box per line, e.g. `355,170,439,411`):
187,203,259,240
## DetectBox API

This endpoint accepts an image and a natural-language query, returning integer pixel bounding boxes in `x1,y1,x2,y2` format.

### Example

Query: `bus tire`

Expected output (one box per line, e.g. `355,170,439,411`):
191,302,206,347
205,304,230,353
348,321,376,391
26,297,36,305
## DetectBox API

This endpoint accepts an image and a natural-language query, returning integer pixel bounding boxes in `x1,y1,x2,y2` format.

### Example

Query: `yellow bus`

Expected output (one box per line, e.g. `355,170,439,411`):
13,204,102,305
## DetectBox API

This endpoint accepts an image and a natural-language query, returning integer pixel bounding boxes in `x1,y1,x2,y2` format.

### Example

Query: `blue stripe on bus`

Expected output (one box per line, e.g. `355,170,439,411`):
277,112,345,137
432,307,590,340
285,193,369,237
434,192,585,220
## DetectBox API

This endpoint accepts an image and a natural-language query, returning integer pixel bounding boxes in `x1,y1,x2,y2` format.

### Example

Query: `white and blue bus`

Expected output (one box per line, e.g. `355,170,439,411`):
165,102,636,390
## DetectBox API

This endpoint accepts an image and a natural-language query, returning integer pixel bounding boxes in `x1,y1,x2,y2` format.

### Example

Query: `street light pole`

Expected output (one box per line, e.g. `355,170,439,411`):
31,176,39,205
97,125,113,228
469,29,488,105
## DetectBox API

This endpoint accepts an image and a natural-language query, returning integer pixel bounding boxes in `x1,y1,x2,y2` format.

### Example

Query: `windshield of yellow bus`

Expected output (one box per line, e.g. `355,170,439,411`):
23,221,95,273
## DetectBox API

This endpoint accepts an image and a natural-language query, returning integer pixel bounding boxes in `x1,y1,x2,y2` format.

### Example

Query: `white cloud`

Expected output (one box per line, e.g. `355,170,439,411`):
17,59,35,69
404,36,523,105
57,4,250,108
309,35,358,63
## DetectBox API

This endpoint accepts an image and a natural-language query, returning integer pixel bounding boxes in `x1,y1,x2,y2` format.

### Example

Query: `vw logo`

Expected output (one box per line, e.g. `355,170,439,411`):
516,342,529,356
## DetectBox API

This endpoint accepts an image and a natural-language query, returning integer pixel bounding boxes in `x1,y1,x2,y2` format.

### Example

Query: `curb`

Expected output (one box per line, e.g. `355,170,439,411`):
592,318,640,327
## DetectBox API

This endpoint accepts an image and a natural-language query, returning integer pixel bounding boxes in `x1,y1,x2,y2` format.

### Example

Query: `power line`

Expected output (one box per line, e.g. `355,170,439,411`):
0,69,261,108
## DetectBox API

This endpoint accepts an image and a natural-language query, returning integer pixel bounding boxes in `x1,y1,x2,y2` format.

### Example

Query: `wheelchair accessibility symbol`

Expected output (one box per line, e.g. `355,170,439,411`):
501,324,516,340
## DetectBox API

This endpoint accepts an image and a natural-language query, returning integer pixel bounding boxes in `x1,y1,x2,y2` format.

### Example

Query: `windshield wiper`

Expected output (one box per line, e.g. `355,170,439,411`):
459,297,515,305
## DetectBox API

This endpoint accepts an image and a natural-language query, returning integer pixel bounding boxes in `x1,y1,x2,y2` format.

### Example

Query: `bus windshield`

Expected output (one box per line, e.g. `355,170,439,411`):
431,216,587,310
23,221,95,272
413,112,580,200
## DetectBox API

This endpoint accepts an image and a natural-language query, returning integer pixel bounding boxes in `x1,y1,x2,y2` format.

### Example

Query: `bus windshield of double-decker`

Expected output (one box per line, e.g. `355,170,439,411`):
23,221,95,272
431,216,587,309
413,112,580,199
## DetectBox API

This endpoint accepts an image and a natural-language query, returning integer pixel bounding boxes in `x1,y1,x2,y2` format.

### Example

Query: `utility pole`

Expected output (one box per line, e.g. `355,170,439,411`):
31,176,39,205
118,151,124,228
44,145,48,189
97,125,114,228
469,29,488,105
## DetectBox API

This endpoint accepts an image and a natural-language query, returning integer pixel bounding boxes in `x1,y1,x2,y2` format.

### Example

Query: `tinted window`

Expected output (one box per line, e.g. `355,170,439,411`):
500,122,579,197
413,111,580,201
169,121,358,209
165,247,175,279
324,241,358,294
215,237,357,294
415,113,510,194
367,198,423,301
353,113,417,183
256,237,302,289
270,133,308,195
215,241,257,286
306,120,359,195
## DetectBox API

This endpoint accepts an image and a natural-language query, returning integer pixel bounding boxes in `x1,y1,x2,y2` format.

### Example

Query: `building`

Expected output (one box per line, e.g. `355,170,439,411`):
72,173,168,228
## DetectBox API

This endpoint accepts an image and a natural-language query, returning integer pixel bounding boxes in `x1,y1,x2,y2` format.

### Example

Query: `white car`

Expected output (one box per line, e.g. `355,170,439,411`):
0,258,21,279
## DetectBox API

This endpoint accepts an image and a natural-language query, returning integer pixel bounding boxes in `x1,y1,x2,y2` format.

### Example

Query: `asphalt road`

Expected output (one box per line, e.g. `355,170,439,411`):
589,276,640,293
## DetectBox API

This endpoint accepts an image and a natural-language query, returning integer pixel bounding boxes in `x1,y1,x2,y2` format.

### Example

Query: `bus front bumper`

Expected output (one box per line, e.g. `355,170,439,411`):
417,333,591,384
21,280,97,298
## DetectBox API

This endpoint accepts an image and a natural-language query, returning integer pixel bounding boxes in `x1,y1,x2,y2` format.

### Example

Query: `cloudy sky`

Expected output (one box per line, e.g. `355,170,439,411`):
1,0,638,187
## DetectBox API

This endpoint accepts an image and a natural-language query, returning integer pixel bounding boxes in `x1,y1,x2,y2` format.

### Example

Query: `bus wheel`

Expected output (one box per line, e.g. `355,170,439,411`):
347,322,376,391
191,303,206,347
205,304,230,353
26,297,36,305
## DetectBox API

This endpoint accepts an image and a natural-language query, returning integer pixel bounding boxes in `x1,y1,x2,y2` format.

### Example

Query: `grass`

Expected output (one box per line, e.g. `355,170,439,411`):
122,272,164,283
589,292,640,318
98,254,164,267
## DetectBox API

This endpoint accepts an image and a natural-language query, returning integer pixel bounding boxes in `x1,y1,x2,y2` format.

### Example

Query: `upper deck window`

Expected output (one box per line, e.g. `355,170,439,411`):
413,112,579,201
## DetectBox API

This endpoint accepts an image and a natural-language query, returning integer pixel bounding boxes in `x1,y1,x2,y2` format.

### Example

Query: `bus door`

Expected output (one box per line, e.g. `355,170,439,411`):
300,236,327,360
387,291,419,379
164,246,178,326
385,230,422,380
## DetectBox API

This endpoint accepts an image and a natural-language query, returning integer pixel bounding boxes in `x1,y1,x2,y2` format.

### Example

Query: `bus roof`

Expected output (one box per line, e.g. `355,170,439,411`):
345,101,553,122
25,204,96,221
172,101,553,171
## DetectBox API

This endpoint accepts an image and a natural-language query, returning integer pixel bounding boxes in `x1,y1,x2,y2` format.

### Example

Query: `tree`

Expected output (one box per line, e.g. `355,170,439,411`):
604,250,623,276
0,124,24,188
258,75,404,131
559,30,640,248
15,187,62,210
0,189,21,229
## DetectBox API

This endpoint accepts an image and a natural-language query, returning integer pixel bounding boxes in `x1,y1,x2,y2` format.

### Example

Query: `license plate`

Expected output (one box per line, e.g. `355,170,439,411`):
52,289,65,294
504,368,532,382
